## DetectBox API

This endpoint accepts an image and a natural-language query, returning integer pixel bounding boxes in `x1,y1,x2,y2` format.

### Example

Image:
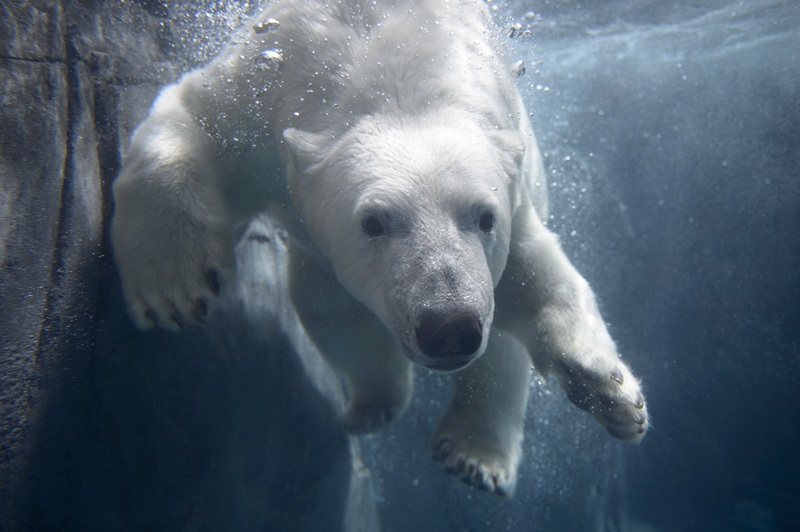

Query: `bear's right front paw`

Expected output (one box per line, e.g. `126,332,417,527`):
129,266,228,332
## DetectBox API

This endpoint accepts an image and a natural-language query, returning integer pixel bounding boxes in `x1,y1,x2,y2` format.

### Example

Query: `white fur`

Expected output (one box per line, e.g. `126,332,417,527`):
112,0,648,496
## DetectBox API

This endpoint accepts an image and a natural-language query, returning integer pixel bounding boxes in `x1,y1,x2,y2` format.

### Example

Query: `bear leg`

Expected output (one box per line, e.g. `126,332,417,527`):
112,86,234,331
496,202,649,442
431,330,530,497
288,244,413,434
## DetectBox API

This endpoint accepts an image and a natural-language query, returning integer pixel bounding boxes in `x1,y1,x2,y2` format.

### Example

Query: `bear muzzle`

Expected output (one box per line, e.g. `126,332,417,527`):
415,308,483,371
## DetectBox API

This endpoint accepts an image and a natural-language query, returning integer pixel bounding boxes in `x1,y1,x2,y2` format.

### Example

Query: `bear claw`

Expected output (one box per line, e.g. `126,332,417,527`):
192,299,208,324
205,269,221,295
143,308,159,327
636,394,646,414
170,312,186,331
431,437,517,497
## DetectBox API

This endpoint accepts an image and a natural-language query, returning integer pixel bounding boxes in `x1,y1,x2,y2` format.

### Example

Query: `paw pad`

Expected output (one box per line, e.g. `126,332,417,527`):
559,361,649,443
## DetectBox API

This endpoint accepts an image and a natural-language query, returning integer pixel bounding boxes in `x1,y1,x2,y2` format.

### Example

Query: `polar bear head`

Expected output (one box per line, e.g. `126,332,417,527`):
284,113,523,371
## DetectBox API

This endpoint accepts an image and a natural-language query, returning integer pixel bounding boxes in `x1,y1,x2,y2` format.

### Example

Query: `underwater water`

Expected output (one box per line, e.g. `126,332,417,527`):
1,1,798,531
527,1,800,530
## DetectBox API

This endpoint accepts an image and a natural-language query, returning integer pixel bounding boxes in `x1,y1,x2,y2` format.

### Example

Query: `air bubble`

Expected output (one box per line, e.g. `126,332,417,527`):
255,49,283,71
253,18,280,34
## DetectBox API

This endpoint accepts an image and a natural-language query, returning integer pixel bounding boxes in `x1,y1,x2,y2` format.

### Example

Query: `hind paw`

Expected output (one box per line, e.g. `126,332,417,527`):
431,434,519,497
342,400,404,434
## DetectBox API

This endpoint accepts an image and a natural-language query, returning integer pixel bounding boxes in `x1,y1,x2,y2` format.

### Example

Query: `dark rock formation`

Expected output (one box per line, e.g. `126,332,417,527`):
0,3,377,530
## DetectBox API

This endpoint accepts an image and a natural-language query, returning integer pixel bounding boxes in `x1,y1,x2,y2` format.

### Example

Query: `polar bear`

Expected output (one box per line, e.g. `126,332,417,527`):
112,0,648,496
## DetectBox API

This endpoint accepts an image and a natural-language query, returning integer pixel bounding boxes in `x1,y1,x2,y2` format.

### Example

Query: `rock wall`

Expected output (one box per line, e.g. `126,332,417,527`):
0,2,376,530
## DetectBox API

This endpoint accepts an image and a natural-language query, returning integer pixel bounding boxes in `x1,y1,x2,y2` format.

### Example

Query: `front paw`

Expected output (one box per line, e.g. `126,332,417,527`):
431,433,519,497
559,360,648,442
114,219,232,332
131,265,229,332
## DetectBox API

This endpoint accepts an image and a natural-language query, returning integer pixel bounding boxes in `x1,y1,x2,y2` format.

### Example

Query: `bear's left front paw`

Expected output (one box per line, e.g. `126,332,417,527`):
560,360,649,442
431,434,519,497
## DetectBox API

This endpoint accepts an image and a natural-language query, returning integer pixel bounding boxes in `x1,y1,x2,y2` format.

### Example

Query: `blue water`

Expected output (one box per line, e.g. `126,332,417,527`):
524,2,800,530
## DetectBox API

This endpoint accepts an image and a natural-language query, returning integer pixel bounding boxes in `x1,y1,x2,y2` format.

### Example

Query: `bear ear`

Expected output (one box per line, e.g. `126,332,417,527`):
487,129,525,177
283,128,330,174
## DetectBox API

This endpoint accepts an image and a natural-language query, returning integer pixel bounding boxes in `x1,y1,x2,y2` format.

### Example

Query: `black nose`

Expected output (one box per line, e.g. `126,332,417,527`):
416,310,483,359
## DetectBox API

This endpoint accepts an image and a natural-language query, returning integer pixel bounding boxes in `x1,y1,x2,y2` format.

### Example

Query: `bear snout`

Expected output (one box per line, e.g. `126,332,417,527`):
415,309,483,371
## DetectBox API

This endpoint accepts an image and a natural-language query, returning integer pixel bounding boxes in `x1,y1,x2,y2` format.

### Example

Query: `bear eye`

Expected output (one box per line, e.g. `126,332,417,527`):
478,211,495,233
362,215,385,237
